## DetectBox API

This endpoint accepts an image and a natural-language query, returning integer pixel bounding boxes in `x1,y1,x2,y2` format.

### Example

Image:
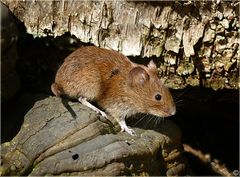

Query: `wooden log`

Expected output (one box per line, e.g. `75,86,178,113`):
0,96,187,176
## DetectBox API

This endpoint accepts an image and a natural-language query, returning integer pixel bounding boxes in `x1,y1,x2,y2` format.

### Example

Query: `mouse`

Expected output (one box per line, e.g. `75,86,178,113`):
51,46,176,136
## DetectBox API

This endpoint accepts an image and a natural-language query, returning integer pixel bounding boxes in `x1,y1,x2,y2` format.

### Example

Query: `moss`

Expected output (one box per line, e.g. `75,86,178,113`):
208,77,226,90
186,76,200,87
228,71,239,89
162,75,185,89
176,63,195,76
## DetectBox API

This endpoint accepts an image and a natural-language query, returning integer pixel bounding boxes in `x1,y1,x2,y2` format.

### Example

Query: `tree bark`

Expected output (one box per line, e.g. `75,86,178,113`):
2,0,239,90
0,97,188,176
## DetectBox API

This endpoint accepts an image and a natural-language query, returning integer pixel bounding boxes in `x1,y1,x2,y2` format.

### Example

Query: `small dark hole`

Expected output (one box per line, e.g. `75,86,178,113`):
72,154,79,160
126,142,131,146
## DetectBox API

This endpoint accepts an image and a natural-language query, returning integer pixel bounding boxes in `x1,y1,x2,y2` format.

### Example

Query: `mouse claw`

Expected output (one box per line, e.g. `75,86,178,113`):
124,127,136,136
119,120,136,136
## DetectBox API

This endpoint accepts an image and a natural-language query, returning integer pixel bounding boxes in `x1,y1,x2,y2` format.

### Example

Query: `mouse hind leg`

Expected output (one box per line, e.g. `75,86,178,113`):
78,97,107,118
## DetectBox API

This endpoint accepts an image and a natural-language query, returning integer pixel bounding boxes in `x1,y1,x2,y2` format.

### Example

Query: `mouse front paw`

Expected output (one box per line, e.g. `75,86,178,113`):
122,127,136,136
119,120,136,136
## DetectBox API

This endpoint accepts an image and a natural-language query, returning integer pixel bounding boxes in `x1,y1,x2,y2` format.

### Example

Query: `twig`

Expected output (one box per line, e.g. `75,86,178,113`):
183,144,233,176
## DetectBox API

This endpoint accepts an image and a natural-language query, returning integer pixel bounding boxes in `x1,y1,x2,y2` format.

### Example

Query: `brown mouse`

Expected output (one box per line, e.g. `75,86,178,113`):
51,46,176,136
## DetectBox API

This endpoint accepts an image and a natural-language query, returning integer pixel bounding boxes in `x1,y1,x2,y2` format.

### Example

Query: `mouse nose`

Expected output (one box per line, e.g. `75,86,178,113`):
170,106,176,116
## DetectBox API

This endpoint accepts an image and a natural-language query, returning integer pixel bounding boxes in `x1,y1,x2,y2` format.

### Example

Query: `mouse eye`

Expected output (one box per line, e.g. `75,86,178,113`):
155,94,162,101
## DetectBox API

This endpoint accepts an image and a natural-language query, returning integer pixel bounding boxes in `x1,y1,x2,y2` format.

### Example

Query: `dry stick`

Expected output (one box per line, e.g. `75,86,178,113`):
183,144,233,176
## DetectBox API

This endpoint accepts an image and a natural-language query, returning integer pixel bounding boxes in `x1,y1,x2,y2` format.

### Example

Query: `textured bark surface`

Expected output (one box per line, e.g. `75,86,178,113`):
0,97,187,176
2,0,239,90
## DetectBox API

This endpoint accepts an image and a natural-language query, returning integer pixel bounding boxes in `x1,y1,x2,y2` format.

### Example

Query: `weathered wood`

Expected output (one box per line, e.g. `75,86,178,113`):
0,96,187,176
2,0,239,90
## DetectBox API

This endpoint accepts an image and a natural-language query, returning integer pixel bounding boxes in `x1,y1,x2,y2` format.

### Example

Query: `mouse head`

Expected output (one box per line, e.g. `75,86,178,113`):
128,61,176,117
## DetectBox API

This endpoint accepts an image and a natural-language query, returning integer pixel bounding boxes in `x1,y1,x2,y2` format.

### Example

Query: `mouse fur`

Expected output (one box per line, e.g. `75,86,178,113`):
51,46,176,135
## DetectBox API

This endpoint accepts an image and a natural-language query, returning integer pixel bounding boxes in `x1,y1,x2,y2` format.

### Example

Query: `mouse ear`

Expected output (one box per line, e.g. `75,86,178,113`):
148,60,157,72
129,67,149,87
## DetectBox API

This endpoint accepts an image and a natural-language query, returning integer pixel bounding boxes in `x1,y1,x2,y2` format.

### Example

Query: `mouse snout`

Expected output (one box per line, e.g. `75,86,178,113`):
167,95,176,116
169,106,176,116
165,103,176,116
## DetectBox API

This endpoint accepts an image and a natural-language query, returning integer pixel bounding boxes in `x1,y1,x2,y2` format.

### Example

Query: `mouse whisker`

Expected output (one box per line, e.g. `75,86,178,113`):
158,117,162,125
176,101,185,108
145,115,155,128
151,116,156,126
143,116,150,128
156,117,160,127
159,117,165,125
133,114,147,126
176,99,183,104
152,117,156,128
154,116,160,128
153,117,159,129
173,87,190,102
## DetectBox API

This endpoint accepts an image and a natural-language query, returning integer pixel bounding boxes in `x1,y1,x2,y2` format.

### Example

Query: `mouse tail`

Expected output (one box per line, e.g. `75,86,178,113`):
51,83,62,96
61,98,77,118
